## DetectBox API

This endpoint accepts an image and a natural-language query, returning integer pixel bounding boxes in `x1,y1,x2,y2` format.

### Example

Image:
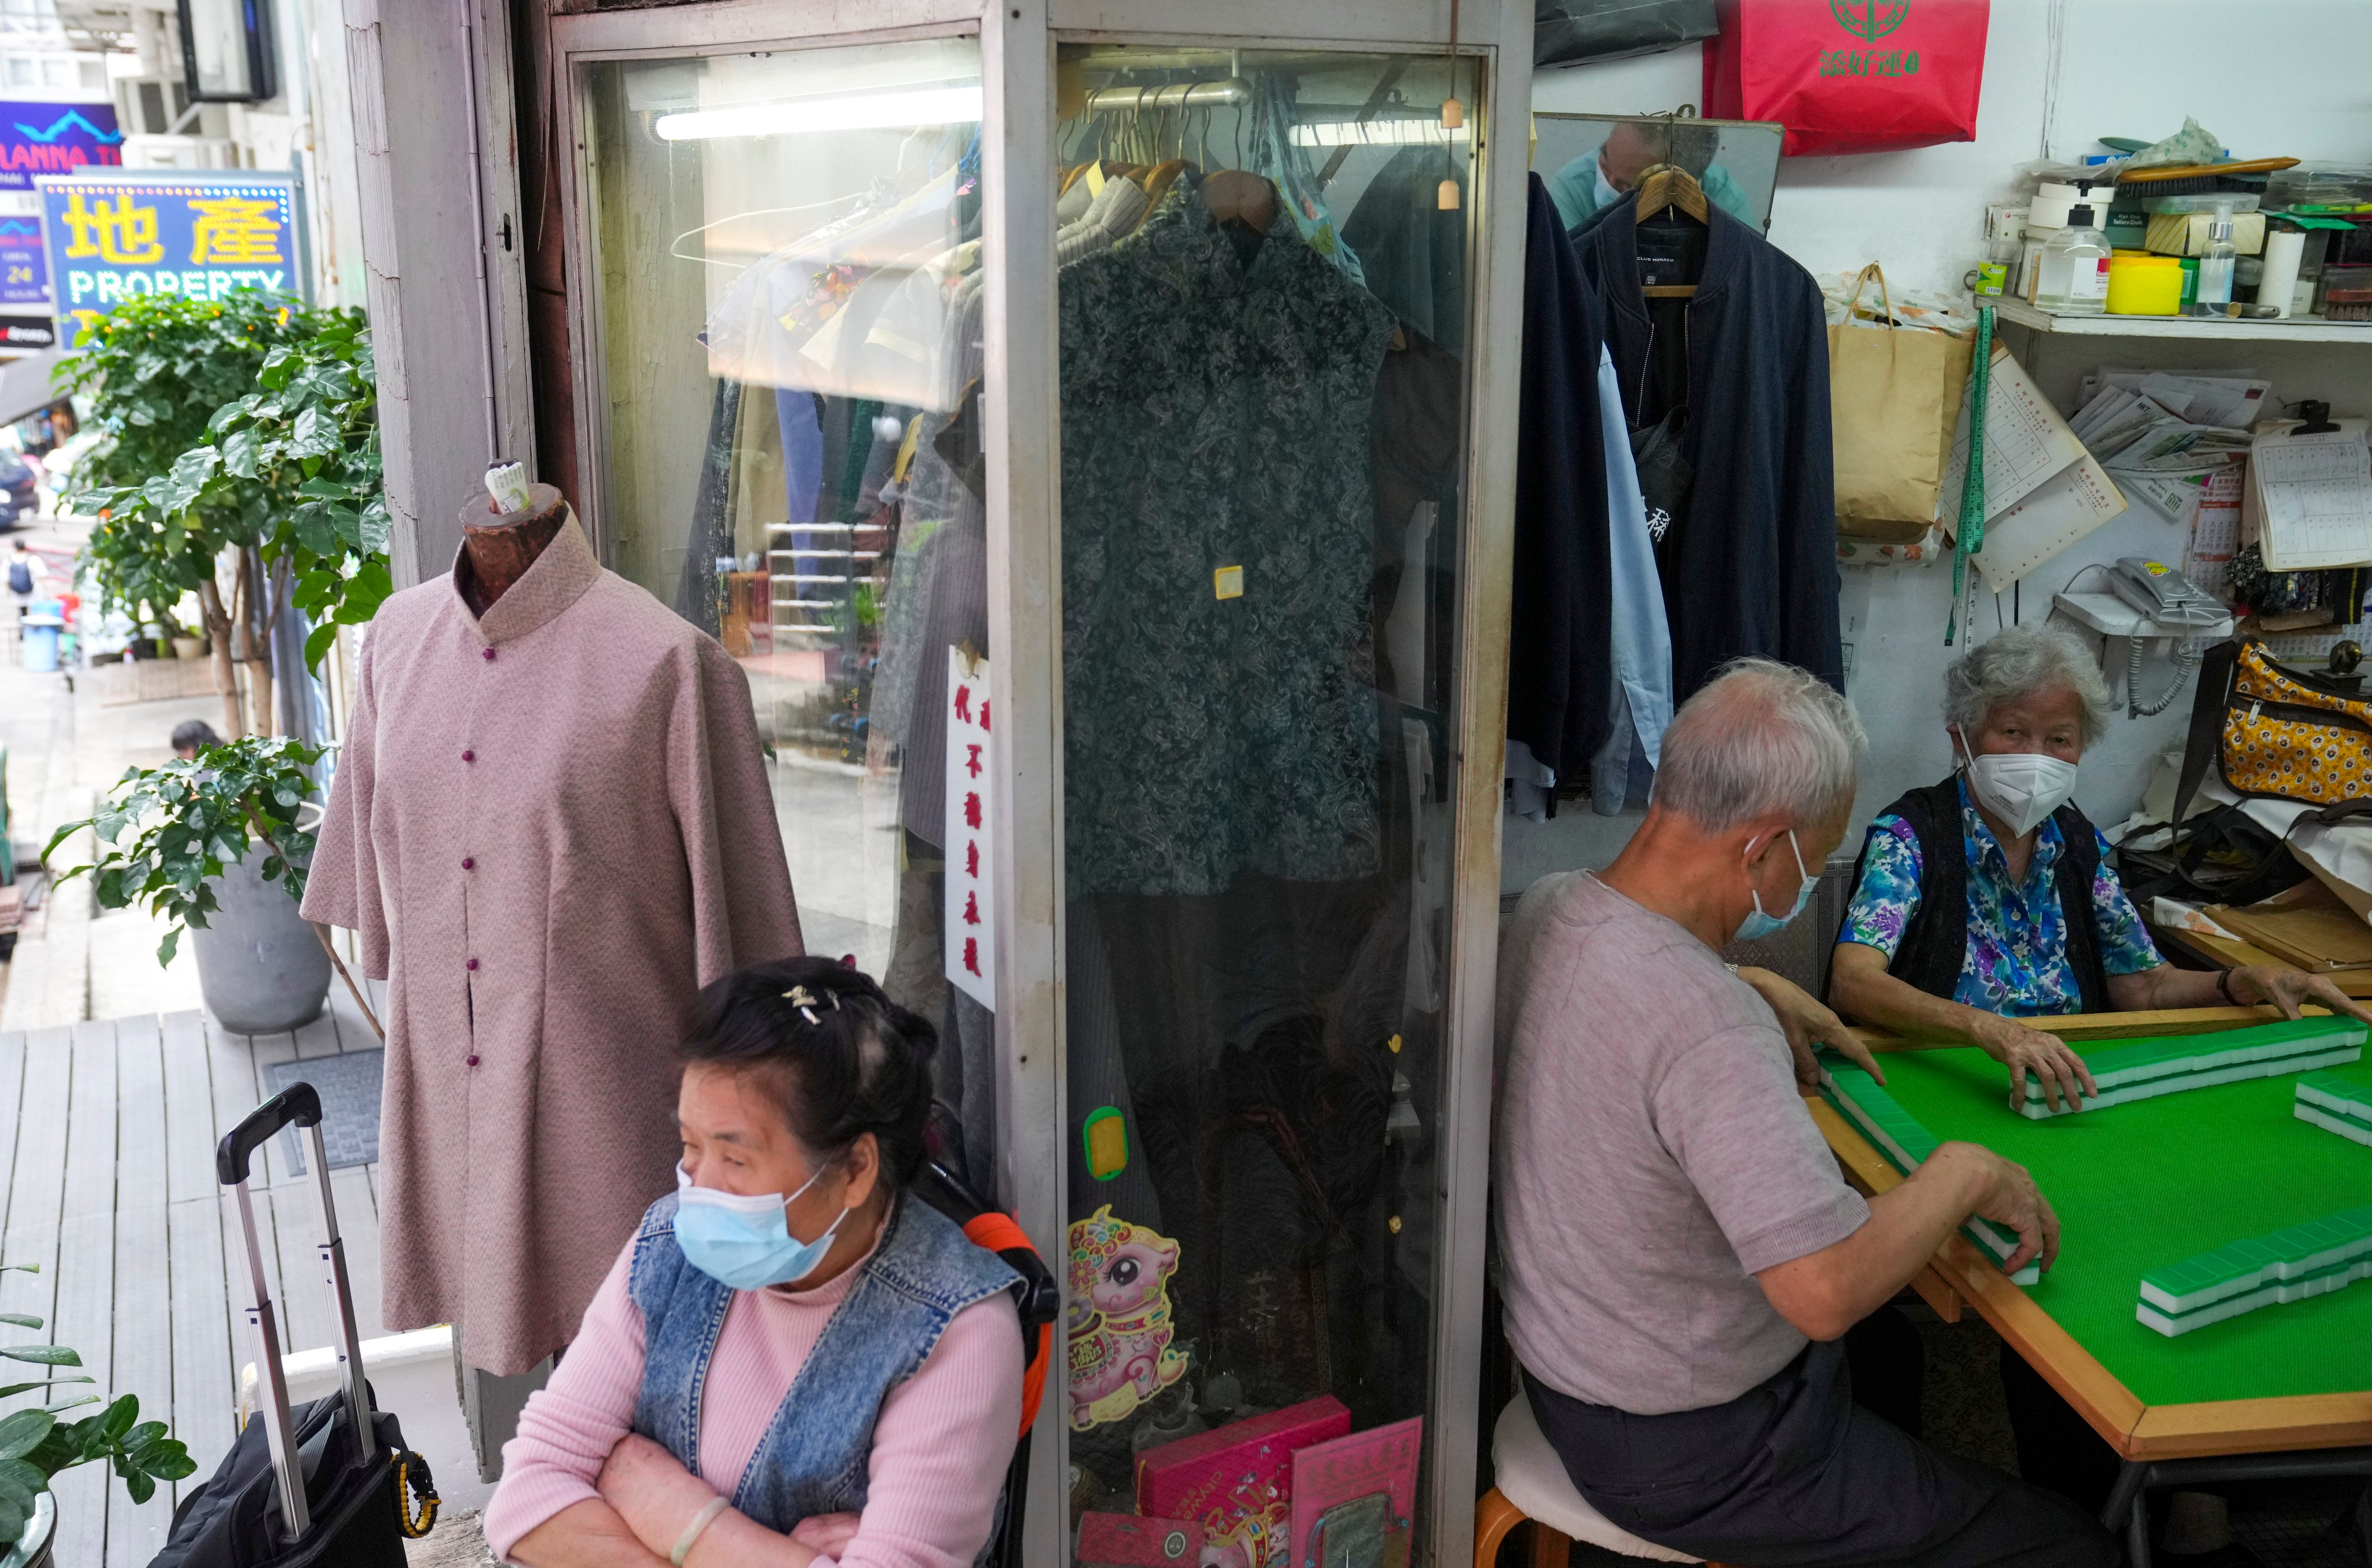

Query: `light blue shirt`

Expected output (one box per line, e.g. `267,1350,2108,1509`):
1588,343,1673,814
1544,152,1757,232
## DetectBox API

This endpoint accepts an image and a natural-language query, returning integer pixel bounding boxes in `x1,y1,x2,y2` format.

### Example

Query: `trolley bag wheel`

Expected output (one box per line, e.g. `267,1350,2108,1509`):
144,1085,440,1567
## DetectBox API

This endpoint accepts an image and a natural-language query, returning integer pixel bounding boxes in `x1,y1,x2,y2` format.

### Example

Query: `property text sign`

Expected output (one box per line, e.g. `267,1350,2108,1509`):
35,171,305,349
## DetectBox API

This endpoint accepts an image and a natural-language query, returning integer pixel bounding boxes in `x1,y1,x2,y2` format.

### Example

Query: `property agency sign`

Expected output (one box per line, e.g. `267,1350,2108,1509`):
0,103,122,350
35,170,305,349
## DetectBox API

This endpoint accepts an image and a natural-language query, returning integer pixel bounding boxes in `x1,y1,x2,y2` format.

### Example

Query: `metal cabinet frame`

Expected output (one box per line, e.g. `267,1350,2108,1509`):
542,4,1531,1559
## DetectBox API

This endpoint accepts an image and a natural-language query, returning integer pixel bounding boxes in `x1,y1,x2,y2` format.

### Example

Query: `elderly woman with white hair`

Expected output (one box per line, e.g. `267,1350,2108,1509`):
1832,624,2370,1116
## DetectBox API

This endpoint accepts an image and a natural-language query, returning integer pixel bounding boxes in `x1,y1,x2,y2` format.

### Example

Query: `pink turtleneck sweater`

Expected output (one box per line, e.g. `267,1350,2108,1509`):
484,1216,1022,1567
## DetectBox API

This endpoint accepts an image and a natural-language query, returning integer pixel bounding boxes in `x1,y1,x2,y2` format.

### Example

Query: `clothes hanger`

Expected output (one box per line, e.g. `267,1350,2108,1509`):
668,192,870,267
1632,162,1708,298
1202,169,1278,232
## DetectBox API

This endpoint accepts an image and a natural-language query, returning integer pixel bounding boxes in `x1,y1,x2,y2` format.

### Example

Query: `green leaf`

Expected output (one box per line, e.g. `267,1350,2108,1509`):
97,1395,136,1441
0,1492,26,1547
304,621,339,671
0,1410,51,1463
155,927,180,967
120,1465,153,1505
0,1346,80,1368
0,1459,43,1498
41,1395,97,1416
0,1315,43,1331
0,1377,89,1398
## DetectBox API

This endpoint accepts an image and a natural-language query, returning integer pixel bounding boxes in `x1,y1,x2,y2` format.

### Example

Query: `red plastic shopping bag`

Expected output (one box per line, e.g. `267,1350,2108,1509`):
1702,0,1990,157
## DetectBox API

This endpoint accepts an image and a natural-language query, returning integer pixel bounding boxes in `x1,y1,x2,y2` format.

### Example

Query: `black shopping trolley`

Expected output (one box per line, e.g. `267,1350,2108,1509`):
147,1084,437,1567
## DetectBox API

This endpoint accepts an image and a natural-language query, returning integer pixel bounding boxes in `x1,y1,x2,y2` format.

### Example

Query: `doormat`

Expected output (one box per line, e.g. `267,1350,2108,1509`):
260,1050,384,1176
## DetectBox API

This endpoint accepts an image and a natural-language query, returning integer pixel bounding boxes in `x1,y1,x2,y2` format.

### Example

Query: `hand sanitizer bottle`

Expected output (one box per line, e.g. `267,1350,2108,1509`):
2034,196,2111,315
2193,199,2238,312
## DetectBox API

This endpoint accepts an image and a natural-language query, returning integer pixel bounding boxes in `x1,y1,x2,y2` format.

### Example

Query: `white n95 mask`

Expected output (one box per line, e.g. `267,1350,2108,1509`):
1957,733,2079,839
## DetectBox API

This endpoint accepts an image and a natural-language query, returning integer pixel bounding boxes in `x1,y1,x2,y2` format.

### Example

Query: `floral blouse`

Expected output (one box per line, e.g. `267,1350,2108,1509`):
1057,182,1395,898
1840,777,2162,1017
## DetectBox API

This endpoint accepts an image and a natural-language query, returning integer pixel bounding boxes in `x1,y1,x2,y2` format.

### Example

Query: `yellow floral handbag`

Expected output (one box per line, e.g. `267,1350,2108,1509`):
2173,641,2372,827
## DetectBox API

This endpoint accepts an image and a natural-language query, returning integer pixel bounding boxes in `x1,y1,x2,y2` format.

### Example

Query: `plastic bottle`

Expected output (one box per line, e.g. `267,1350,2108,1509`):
2194,199,2238,311
2033,199,2112,315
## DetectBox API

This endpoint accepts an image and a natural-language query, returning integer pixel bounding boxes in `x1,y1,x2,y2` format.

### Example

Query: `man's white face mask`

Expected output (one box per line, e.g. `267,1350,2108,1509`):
1956,730,2079,839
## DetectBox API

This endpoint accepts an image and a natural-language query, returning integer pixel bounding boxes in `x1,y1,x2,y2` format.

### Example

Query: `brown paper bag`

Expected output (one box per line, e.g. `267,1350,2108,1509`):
1829,264,1976,543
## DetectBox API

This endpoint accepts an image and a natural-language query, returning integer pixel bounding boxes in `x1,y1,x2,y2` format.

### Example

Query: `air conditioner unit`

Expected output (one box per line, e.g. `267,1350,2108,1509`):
121,131,231,169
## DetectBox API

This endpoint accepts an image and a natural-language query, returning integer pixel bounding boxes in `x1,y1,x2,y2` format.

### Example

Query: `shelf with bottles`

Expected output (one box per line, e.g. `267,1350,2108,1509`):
1992,295,2372,341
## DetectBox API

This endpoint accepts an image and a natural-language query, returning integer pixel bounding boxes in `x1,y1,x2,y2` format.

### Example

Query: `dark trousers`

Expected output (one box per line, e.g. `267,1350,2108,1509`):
1525,1313,2117,1568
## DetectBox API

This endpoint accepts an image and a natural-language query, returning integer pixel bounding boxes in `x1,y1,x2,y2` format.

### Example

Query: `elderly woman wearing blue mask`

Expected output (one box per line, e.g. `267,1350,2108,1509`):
1830,624,2369,1116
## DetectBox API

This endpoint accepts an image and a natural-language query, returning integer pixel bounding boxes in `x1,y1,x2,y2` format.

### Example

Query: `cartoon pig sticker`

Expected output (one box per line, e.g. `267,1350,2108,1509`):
1066,1205,1190,1431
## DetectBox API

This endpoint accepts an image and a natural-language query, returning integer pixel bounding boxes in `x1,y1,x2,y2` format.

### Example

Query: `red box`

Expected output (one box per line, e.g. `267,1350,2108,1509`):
1134,1397,1351,1568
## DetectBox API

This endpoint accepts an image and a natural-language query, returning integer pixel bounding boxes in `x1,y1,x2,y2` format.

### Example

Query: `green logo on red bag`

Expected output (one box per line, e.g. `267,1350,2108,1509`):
1828,0,1911,41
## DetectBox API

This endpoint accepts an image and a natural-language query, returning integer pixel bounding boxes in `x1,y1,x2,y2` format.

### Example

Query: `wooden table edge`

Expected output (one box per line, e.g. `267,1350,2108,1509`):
1845,1003,2341,1054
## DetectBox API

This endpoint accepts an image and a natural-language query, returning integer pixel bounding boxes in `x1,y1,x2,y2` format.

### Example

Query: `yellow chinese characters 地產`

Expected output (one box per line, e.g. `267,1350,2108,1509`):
57,190,163,265
188,195,284,266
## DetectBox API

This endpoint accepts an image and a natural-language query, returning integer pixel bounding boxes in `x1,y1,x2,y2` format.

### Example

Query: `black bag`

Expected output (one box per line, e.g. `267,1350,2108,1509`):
2115,804,2309,911
147,1085,437,1567
1536,0,1720,67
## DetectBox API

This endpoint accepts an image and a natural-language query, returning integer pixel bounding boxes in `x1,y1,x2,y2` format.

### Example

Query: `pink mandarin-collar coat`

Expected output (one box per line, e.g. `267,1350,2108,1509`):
302,514,802,1376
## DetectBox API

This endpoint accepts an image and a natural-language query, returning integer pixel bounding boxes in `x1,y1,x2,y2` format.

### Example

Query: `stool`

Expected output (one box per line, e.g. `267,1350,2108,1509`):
1476,1393,1703,1568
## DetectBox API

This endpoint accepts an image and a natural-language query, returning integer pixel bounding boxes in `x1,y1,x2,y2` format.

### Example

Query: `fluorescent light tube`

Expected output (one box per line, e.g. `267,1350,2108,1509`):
1289,120,1472,149
656,85,983,141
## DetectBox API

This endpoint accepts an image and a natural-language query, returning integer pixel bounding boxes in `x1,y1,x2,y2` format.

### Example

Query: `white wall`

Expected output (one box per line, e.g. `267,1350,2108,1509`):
1508,0,2372,891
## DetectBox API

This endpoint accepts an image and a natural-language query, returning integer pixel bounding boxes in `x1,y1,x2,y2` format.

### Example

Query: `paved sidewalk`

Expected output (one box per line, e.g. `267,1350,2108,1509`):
2,626,220,1034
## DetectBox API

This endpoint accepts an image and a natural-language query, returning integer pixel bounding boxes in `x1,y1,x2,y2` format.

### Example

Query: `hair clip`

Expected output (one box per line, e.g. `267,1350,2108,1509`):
784,985,822,1025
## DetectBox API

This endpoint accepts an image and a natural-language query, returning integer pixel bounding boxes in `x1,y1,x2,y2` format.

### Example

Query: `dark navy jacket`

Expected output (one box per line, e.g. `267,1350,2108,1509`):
1571,193,1843,701
1505,173,1616,786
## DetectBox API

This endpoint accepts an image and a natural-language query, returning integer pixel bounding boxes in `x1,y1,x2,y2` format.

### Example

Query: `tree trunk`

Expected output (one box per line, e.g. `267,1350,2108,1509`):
196,576,243,739
238,548,276,737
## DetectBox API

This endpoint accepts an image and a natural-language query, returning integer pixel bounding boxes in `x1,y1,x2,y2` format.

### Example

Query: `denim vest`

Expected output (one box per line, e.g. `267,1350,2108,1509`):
627,1191,1020,1532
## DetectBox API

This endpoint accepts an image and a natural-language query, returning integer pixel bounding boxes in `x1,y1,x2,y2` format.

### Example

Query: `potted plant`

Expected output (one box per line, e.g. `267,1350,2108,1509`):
62,297,392,738
0,1261,198,1563
45,736,379,1037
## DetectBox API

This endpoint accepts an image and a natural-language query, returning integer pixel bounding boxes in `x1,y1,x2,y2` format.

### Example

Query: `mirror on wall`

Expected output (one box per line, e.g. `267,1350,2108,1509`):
1533,111,1784,232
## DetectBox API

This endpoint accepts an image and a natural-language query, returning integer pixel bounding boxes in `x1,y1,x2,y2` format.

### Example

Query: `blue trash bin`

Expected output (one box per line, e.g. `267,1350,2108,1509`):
20,598,61,672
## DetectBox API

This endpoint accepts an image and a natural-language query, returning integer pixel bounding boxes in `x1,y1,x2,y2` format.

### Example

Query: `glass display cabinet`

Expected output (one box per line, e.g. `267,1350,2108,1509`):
542,2,1531,1560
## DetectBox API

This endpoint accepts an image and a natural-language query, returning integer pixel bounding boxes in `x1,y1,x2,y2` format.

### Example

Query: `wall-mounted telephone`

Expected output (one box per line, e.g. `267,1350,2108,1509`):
2108,557,2227,630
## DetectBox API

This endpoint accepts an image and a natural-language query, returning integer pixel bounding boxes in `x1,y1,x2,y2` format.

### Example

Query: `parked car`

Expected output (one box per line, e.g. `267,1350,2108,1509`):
0,453,36,530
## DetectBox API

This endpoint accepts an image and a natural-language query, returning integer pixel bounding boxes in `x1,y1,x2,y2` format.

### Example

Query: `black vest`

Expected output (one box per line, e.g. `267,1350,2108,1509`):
1850,776,2111,1014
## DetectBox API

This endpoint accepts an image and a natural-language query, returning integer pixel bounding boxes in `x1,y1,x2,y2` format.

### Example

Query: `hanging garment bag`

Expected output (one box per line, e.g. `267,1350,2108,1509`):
147,1084,437,1567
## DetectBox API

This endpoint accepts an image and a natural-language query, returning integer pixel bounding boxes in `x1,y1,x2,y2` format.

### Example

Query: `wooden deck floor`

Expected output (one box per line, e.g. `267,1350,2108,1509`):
0,984,385,1567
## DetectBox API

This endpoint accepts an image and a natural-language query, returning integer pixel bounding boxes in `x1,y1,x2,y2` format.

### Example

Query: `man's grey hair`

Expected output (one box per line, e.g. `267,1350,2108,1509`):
1653,658,1867,834
1942,624,2113,748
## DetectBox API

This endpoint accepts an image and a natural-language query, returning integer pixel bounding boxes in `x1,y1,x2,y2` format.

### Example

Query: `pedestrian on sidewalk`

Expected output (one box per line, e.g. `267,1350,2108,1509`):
171,719,224,760
7,538,42,618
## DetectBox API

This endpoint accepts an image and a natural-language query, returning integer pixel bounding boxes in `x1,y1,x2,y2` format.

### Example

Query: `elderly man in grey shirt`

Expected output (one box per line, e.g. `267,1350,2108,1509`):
1497,659,2114,1568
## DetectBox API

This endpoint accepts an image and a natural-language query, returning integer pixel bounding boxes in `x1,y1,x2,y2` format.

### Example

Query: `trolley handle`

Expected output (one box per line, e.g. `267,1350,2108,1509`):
217,1083,323,1187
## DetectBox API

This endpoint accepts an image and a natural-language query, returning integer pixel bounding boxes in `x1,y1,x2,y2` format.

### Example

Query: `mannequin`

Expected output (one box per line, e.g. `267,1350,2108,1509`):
303,475,803,1481
460,481,569,616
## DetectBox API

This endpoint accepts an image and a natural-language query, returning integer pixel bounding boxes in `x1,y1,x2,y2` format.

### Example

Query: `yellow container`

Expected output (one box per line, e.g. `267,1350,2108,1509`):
2107,253,2184,315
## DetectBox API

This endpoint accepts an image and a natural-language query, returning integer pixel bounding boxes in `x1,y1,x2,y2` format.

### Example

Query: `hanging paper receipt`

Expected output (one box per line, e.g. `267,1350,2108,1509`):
944,648,995,1010
1940,342,2127,587
2247,418,2372,572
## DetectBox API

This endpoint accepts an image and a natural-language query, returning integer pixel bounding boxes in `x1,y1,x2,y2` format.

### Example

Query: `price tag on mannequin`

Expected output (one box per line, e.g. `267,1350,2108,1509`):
944,646,995,1010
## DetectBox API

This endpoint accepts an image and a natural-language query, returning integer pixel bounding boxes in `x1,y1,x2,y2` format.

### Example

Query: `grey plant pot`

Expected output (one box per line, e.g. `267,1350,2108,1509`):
3,1493,54,1567
190,850,330,1035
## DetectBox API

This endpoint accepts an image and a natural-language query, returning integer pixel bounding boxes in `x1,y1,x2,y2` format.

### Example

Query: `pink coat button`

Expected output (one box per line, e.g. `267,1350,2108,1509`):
466,1055,480,1067
462,857,474,871
465,958,479,971
461,750,474,763
481,648,495,661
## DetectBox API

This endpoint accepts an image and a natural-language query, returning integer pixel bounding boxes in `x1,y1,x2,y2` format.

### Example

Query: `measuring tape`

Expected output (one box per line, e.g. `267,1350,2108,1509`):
1947,304,1995,647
